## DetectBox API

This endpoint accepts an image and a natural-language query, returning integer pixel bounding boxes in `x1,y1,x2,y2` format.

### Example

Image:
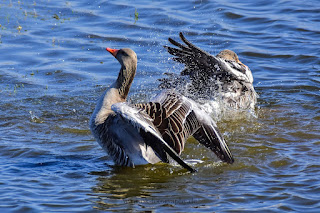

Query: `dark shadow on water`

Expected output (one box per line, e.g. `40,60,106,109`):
87,164,190,210
90,164,190,196
86,159,235,211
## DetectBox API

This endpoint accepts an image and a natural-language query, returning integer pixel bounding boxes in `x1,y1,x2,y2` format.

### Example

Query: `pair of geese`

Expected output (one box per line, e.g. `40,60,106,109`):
90,32,257,172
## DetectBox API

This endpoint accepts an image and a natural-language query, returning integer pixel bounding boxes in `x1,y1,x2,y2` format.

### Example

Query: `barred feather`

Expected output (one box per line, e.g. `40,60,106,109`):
91,47,234,173
135,90,234,164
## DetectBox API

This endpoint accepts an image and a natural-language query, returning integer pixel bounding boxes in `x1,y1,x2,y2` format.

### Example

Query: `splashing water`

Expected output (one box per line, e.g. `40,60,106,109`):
29,111,43,123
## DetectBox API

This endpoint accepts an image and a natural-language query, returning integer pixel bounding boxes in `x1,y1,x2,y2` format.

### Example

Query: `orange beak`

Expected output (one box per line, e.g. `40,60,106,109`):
106,47,119,57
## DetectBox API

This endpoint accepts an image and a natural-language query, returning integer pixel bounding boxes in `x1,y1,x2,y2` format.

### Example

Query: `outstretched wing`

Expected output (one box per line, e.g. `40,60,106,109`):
164,32,221,79
136,90,234,164
164,32,253,84
112,102,196,172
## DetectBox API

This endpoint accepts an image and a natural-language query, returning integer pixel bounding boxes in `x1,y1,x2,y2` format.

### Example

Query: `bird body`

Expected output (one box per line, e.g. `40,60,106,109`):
160,32,257,110
90,47,234,172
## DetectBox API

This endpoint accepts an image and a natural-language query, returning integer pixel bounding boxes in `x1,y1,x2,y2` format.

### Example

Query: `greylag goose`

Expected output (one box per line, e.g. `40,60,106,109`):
90,47,234,172
160,32,257,110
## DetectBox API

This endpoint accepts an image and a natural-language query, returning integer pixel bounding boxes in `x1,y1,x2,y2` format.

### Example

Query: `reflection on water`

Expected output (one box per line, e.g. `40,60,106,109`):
89,164,219,211
0,0,320,212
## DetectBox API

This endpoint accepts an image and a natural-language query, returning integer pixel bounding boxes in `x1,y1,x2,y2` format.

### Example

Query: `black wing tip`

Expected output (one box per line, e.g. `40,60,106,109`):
168,32,183,42
182,163,197,173
179,32,184,39
161,140,197,173
168,37,175,43
179,32,189,44
225,156,235,164
220,149,235,164
189,167,197,173
212,148,235,165
210,145,235,164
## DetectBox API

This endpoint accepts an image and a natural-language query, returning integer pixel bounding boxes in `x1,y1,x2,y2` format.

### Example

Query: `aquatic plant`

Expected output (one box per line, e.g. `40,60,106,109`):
134,8,138,24
17,25,22,32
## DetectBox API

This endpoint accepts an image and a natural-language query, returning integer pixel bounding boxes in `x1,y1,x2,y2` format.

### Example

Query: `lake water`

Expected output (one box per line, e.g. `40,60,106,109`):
0,0,319,212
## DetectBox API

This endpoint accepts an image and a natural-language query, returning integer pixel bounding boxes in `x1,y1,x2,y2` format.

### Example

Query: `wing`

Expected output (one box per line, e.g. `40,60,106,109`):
164,32,254,83
164,32,221,80
136,90,234,164
94,115,136,167
192,111,234,164
135,90,198,154
112,102,196,172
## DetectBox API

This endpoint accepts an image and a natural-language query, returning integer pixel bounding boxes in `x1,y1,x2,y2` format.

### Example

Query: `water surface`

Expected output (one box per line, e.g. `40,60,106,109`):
0,0,319,212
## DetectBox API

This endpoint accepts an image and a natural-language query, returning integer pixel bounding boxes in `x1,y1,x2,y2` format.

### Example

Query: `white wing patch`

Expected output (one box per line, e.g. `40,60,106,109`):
111,102,159,136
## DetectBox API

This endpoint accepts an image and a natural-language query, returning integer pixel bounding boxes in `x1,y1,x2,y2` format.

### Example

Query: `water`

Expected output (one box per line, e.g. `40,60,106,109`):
0,0,319,212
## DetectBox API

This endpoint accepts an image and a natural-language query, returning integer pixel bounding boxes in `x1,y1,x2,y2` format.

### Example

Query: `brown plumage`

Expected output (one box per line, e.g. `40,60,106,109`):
136,90,234,163
90,47,234,173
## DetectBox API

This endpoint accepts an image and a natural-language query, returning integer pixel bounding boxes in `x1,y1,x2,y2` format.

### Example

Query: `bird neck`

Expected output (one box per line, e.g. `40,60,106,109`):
115,63,136,100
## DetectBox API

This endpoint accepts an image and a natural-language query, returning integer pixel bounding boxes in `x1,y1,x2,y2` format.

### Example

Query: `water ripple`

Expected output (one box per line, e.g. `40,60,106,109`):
0,0,319,212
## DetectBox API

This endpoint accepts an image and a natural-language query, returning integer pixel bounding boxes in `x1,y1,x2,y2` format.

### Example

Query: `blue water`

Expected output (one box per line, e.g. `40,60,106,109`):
0,0,319,212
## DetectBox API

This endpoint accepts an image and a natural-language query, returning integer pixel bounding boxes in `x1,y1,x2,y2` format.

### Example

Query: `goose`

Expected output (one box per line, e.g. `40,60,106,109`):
90,47,234,172
159,32,257,110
